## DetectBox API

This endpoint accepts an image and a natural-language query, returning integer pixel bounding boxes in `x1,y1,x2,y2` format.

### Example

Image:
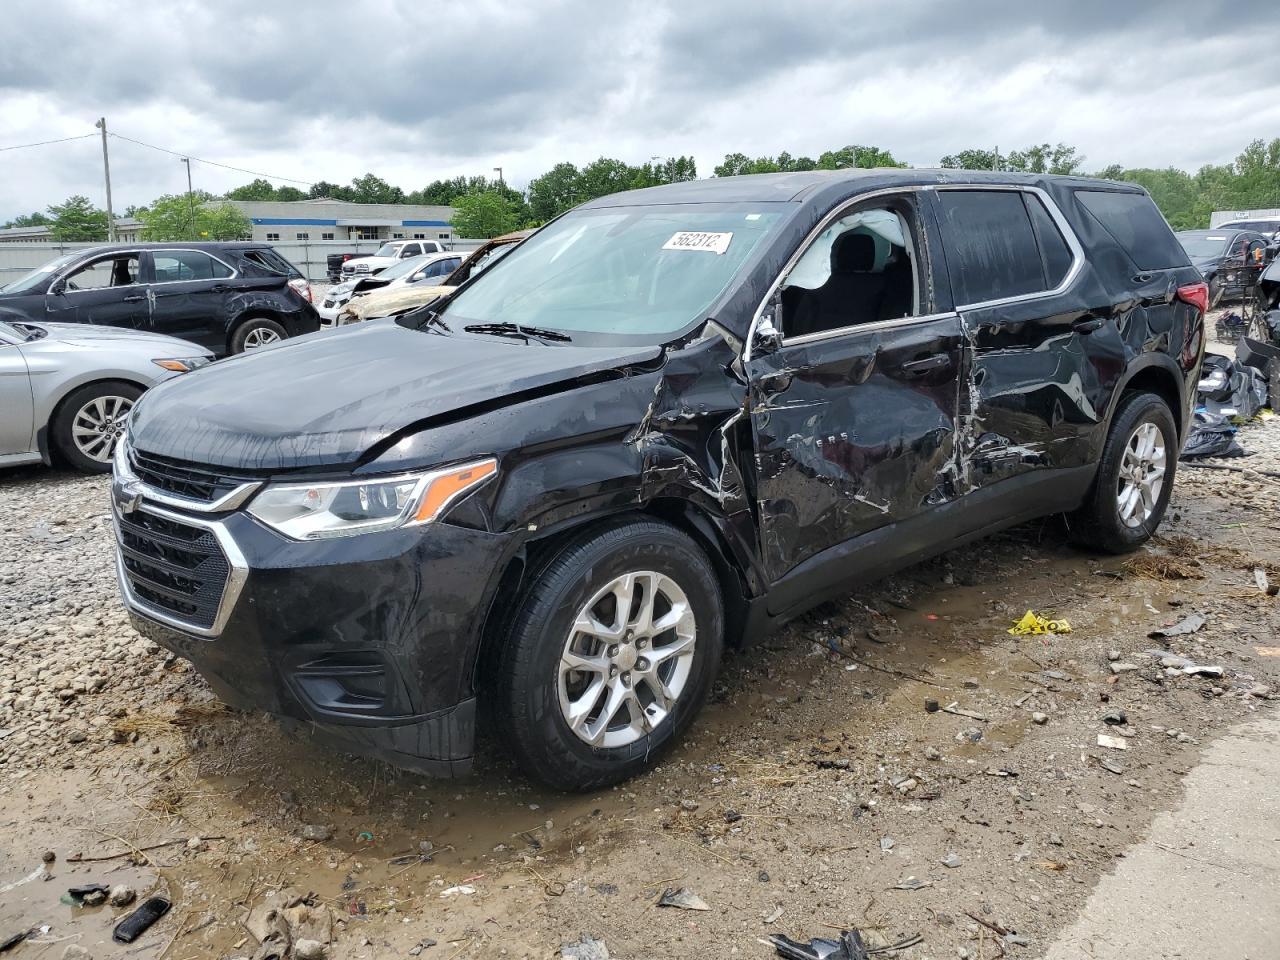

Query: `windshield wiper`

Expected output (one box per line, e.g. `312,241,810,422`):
463,321,572,343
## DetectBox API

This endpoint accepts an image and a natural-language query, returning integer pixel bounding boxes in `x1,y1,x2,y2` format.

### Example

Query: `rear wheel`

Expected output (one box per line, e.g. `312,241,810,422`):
230,317,287,354
52,380,141,473
495,520,723,791
1068,391,1177,553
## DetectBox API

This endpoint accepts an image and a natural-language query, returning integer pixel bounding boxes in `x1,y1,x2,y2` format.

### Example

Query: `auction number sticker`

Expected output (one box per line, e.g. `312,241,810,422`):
663,231,733,254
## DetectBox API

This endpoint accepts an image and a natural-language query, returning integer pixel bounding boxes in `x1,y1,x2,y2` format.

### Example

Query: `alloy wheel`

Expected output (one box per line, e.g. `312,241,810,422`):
72,395,133,463
243,326,282,350
557,571,697,748
1116,421,1166,528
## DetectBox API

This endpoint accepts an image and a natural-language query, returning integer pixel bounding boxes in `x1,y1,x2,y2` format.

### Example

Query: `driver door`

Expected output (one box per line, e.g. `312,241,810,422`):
0,332,34,457
44,253,149,329
745,191,965,612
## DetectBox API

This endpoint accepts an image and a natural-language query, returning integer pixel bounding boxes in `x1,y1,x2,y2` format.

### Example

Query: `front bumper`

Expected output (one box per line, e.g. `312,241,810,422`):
110,463,514,775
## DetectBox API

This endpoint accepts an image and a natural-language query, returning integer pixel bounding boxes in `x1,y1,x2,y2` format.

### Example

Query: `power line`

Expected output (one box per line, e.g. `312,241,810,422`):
107,131,313,185
0,132,96,153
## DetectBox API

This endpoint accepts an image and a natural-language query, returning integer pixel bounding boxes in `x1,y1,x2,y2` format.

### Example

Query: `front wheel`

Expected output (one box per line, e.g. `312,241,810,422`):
495,520,723,791
1068,390,1178,553
52,380,142,473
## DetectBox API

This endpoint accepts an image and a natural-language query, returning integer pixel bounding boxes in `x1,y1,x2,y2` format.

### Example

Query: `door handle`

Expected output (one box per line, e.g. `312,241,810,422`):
1072,316,1106,334
757,371,793,392
900,353,952,378
121,294,146,302
210,284,228,292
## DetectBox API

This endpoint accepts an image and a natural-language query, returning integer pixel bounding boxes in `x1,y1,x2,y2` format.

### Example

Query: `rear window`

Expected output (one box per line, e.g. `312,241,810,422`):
240,248,301,277
935,190,1050,305
1074,190,1189,271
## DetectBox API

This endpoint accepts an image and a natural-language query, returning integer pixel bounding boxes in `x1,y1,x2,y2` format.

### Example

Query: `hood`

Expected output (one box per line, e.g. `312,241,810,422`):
129,319,662,470
350,284,454,321
34,322,210,354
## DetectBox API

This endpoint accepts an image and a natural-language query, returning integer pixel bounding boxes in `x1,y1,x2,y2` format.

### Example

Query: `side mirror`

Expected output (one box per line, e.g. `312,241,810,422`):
752,305,784,355
49,278,66,295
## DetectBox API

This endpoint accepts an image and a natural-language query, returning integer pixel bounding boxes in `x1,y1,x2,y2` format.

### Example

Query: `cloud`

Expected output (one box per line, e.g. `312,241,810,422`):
1,0,1278,220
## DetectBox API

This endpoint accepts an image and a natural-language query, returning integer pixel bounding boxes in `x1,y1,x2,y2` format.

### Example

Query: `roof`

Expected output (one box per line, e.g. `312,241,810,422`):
45,241,278,256
579,169,1146,208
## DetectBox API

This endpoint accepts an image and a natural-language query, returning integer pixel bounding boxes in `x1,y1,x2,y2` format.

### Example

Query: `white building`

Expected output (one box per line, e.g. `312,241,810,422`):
221,199,457,244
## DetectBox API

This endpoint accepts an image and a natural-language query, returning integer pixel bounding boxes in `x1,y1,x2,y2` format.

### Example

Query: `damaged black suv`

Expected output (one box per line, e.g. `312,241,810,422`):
112,170,1206,790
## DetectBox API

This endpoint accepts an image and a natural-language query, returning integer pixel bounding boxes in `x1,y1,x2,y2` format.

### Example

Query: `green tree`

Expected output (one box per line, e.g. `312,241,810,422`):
817,144,905,169
275,185,307,202
136,192,252,240
308,180,351,201
939,148,1002,171
3,211,52,229
348,173,404,204
226,178,278,201
47,196,108,242
527,162,581,221
449,191,520,238
1004,143,1085,175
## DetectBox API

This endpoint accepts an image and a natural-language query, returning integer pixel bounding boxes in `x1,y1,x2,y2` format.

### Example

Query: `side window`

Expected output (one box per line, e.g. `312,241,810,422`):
935,190,1046,305
63,255,140,291
778,204,921,338
153,251,232,283
1025,194,1073,288
402,243,420,257
1074,190,1189,271
241,248,298,277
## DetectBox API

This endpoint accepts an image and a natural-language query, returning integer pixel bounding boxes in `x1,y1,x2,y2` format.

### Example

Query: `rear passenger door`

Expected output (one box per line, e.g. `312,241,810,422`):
146,249,236,349
931,186,1121,496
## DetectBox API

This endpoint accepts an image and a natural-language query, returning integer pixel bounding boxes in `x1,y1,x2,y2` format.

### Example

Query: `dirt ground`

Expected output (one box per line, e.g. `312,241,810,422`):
2,349,1278,960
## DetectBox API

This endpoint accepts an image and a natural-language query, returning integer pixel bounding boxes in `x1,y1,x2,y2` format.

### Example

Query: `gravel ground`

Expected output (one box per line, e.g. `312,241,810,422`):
1,350,1278,960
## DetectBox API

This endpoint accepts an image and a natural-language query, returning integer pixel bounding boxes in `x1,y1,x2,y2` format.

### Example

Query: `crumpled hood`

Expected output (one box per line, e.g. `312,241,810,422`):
129,319,662,470
349,284,454,321
35,322,210,354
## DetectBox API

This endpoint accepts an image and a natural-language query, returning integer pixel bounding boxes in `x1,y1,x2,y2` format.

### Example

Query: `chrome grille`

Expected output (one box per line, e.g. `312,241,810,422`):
117,509,229,630
129,448,256,504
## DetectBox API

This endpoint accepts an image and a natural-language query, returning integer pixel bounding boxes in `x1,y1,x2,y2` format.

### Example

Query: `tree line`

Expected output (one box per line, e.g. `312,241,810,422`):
7,139,1279,241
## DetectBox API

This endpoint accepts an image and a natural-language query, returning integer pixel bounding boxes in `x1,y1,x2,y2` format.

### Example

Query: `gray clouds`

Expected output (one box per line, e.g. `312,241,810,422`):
1,0,1278,220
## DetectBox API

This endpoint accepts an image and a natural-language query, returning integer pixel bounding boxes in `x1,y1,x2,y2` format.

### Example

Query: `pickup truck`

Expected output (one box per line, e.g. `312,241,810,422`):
340,240,447,280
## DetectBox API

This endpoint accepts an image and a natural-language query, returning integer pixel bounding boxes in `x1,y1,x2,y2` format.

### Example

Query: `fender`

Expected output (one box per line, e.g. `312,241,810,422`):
1107,349,1190,440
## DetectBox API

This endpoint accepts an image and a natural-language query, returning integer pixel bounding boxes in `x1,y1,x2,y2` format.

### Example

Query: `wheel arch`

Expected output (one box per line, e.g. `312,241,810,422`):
1113,354,1187,439
45,375,147,464
226,310,289,353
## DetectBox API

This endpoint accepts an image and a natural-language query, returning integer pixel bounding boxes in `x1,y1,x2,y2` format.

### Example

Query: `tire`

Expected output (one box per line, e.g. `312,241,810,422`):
495,519,724,791
229,316,287,354
52,380,142,473
1068,391,1178,554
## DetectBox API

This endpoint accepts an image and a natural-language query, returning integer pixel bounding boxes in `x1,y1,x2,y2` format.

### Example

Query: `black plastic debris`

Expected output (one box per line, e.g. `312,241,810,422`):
64,882,110,907
1181,411,1244,460
0,930,29,953
112,896,171,944
771,929,870,960
1196,353,1267,420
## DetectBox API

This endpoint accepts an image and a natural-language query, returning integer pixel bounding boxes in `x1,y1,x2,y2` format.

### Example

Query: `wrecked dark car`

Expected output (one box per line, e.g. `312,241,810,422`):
111,170,1206,790
0,243,320,356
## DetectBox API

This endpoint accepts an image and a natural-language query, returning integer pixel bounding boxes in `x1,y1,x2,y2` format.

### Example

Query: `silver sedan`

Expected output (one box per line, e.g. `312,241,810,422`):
0,318,213,473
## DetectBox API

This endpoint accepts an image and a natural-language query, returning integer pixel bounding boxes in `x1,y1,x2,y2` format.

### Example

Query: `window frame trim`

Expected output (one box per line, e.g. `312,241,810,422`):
53,251,145,294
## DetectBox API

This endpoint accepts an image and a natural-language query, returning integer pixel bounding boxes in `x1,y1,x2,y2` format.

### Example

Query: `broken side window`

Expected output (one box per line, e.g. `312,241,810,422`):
780,206,920,338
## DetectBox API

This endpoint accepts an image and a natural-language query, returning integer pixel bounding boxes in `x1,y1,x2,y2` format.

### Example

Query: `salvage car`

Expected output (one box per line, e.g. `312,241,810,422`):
318,251,463,325
340,239,448,278
338,230,530,324
0,317,211,472
0,243,320,356
112,171,1206,790
1175,228,1271,307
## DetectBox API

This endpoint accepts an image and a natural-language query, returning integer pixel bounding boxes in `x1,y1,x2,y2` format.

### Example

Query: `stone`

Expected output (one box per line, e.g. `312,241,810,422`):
62,947,93,960
108,884,135,907
940,852,962,868
299,824,334,842
562,936,609,960
924,746,942,761
1031,712,1048,725
1110,663,1140,675
294,940,327,960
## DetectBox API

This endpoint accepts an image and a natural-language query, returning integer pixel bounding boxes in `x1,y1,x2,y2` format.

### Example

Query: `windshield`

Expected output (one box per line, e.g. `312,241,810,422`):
1178,236,1230,259
439,204,783,344
0,253,78,294
374,243,402,258
378,254,431,280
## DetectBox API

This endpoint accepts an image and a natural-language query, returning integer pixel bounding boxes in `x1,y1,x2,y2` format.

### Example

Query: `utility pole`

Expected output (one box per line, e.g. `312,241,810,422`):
993,146,1000,171
492,166,504,188
180,157,195,237
95,118,116,242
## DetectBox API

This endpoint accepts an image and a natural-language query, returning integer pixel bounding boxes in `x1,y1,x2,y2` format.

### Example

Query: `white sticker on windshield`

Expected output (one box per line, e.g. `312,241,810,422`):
663,231,733,255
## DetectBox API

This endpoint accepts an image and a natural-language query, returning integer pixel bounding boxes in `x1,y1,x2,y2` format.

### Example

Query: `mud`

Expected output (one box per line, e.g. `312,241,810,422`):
3,404,1279,959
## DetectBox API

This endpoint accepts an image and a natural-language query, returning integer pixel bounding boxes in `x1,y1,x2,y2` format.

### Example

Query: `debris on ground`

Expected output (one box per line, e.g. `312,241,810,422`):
112,896,171,944
1148,614,1207,639
1097,735,1128,751
657,888,710,911
1007,610,1071,636
562,935,610,960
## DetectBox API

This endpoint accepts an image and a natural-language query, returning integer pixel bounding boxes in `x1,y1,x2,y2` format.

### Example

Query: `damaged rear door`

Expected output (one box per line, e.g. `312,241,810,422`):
745,190,965,607
930,185,1122,494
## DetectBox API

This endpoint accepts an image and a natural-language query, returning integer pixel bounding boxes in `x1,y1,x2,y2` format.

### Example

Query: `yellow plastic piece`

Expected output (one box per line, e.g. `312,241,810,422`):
1007,610,1072,636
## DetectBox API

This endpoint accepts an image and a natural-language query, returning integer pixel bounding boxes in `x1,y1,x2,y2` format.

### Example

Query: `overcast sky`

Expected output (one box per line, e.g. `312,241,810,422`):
2,0,1278,221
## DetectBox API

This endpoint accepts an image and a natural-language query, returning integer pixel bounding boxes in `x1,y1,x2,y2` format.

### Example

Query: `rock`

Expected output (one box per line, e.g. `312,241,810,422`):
408,940,438,956
1031,712,1048,725
1249,684,1273,699
1048,832,1064,846
924,746,942,761
62,947,93,960
1102,711,1127,725
1107,650,1121,662
66,729,88,744
894,777,918,794
880,837,895,852
41,850,55,863
956,727,983,743
562,936,610,960
657,887,710,911
940,852,962,868
1109,663,1140,675
81,888,107,906
299,824,334,842
108,884,136,906
678,798,699,812
294,940,327,960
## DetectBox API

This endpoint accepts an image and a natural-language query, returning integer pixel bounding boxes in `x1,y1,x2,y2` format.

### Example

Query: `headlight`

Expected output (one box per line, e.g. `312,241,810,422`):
247,458,497,540
153,357,213,372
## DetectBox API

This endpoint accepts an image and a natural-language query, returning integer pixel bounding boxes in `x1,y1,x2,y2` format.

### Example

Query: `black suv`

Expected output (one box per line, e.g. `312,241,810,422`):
0,243,320,355
112,171,1206,790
